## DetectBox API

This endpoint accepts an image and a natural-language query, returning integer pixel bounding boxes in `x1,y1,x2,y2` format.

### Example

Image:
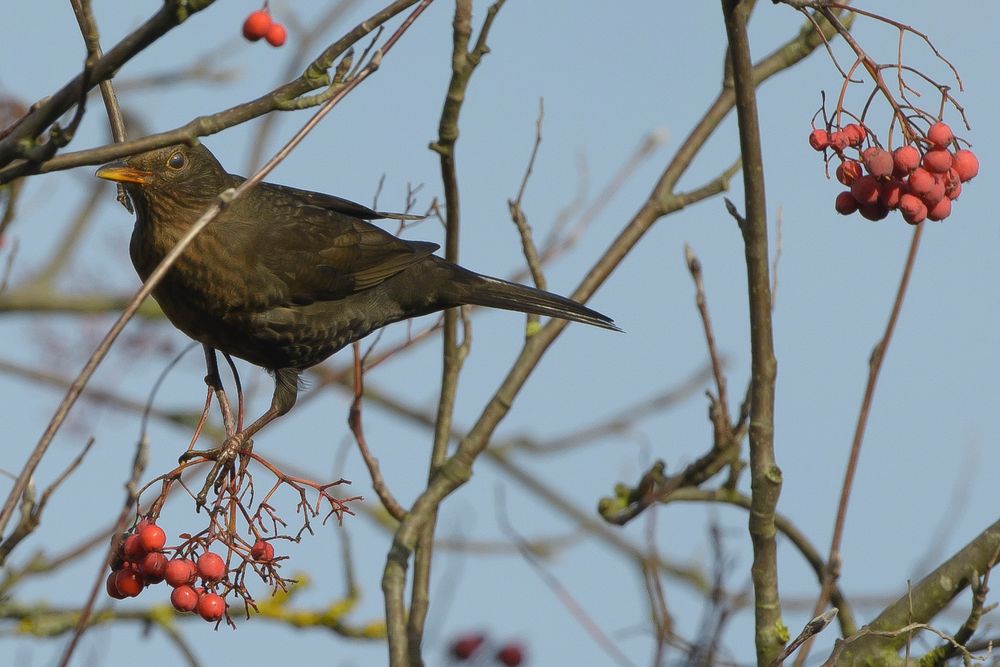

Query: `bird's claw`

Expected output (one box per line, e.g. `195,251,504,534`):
178,433,254,511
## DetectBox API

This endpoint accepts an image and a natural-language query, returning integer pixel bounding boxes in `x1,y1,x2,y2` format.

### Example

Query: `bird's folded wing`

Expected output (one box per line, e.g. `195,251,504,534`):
255,180,421,221
252,205,439,304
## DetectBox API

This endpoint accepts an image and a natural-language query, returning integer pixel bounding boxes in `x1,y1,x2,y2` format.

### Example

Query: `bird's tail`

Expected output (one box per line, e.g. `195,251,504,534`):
451,269,621,332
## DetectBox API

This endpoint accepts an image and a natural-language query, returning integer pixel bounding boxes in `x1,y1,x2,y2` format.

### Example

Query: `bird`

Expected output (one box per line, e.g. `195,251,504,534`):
96,142,617,482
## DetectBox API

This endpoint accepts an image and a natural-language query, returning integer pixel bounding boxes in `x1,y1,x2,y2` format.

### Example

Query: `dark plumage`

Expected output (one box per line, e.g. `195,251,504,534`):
96,142,618,451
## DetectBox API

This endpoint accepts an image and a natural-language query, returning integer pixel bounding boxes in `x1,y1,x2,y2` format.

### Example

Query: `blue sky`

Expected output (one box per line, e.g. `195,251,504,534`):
1,2,998,665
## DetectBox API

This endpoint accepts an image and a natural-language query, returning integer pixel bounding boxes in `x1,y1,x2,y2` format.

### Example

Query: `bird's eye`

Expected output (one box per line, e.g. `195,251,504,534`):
167,152,186,170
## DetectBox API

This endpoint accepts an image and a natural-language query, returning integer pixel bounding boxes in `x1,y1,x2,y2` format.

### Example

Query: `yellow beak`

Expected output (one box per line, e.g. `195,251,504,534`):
95,163,152,185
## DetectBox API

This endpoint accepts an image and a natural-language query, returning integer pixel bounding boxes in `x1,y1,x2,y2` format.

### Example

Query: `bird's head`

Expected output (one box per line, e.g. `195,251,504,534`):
95,143,231,216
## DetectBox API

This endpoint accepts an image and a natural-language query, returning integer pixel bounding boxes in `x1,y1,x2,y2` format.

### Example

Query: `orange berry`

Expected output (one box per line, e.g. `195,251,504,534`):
171,585,199,613
850,175,879,205
265,22,287,47
920,176,946,206
922,149,953,174
836,160,862,186
952,149,979,182
858,203,889,222
926,121,953,148
927,197,952,221
945,173,962,200
906,168,934,197
113,569,144,598
139,524,166,552
842,123,865,146
808,129,829,151
879,179,905,209
165,558,197,587
197,593,226,622
197,552,227,583
892,145,921,177
451,634,486,660
242,10,271,41
106,571,127,600
834,191,858,215
899,194,927,224
251,539,275,562
140,552,168,583
828,131,848,151
496,643,525,667
862,147,893,178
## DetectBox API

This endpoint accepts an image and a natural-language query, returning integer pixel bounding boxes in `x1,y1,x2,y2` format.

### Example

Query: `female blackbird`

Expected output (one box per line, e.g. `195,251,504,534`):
96,143,617,458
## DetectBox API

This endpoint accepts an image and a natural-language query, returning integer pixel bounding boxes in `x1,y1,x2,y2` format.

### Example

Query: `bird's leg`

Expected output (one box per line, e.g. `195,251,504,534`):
182,368,300,509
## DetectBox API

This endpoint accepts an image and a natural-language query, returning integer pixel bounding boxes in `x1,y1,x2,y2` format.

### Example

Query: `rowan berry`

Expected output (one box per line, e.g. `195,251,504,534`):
927,121,954,148
197,552,227,583
266,23,287,47
834,191,858,215
197,593,226,622
808,129,829,151
165,558,197,587
171,585,199,613
952,149,979,182
242,10,271,41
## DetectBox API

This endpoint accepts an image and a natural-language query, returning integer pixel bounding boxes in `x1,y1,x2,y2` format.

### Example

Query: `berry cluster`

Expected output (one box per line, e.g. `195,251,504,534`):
242,8,286,47
811,121,979,224
449,632,525,666
105,518,278,625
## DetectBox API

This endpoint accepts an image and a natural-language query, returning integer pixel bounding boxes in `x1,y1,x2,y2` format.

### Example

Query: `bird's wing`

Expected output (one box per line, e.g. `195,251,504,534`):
249,180,423,221
238,190,439,304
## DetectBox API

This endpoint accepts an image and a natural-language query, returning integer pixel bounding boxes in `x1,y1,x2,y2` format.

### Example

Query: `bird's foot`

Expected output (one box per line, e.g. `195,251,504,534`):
179,432,254,511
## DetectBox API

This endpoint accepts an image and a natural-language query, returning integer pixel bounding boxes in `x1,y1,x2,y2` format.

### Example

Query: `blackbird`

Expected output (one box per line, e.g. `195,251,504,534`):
96,142,617,459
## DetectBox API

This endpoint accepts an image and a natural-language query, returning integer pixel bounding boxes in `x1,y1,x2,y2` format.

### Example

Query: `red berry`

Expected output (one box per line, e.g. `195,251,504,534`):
836,160,862,186
899,194,927,225
450,633,486,660
139,524,166,552
197,593,226,622
862,147,893,178
123,534,145,560
907,168,934,197
922,149,953,174
927,197,952,221
171,585,199,613
858,203,889,222
165,558,197,587
926,121,953,148
834,191,858,216
945,174,962,201
496,643,525,667
850,175,879,205
878,179,905,209
828,131,848,151
808,129,829,151
113,569,144,598
265,22,287,47
952,149,979,182
892,145,921,176
106,571,126,600
920,176,946,207
197,552,227,583
250,539,275,562
242,10,271,41
140,552,168,583
842,123,865,147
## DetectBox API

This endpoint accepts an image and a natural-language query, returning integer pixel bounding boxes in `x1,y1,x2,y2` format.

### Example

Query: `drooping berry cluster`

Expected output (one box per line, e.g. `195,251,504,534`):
811,121,979,224
448,632,525,666
105,518,279,625
242,8,286,47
